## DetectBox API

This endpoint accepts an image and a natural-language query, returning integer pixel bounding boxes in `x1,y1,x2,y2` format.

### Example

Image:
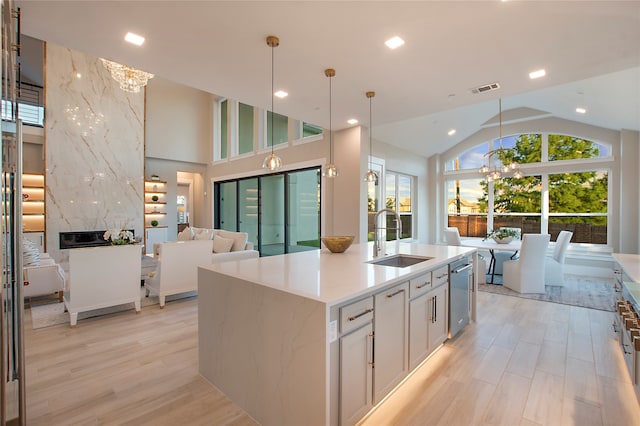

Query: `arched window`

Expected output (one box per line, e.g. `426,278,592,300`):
444,134,611,244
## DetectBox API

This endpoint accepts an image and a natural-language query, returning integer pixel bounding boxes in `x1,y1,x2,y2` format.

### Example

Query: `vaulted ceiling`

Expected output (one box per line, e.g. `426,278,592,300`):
20,1,640,158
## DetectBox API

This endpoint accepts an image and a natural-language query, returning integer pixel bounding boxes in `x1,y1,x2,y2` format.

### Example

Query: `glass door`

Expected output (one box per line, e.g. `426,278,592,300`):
287,168,320,252
260,174,285,256
217,181,237,232
239,178,258,249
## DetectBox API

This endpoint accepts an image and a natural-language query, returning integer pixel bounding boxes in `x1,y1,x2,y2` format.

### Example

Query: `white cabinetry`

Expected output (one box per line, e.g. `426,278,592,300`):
339,297,374,426
408,265,449,370
373,281,409,403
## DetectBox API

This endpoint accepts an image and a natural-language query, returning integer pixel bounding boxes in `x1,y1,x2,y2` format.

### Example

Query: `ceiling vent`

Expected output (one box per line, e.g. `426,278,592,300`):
471,82,500,94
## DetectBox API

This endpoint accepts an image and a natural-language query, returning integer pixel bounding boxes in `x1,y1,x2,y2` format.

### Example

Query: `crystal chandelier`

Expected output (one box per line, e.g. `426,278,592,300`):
479,99,523,181
323,68,338,177
262,35,283,171
100,59,154,93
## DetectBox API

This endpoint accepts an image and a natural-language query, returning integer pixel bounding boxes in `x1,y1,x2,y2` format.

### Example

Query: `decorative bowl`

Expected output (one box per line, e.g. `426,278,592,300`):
493,236,513,244
321,236,355,253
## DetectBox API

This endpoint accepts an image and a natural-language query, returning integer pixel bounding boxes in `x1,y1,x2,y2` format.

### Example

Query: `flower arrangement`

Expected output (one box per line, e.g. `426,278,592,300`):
484,228,519,243
103,229,135,245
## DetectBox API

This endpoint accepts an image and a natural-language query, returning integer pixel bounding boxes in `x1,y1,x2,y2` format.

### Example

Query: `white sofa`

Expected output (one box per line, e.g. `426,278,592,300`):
154,227,259,263
64,245,141,326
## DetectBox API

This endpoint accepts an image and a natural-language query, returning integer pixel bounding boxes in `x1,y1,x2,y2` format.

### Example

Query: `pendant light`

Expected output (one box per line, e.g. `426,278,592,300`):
262,35,283,171
323,68,338,177
364,91,378,183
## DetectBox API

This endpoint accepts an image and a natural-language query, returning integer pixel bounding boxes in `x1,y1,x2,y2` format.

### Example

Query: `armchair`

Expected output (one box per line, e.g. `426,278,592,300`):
545,230,573,286
23,255,66,302
503,234,550,293
145,240,213,307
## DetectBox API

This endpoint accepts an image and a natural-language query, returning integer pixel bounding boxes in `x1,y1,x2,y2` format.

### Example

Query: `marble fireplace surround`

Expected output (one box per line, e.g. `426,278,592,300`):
45,43,144,263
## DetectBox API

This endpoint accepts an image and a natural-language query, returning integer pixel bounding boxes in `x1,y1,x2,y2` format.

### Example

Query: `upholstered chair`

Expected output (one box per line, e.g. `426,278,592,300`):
503,234,550,293
23,255,66,302
444,227,486,284
545,230,573,286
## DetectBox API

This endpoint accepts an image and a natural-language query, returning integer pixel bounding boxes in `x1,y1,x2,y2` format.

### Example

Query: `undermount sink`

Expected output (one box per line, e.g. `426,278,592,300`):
367,254,434,268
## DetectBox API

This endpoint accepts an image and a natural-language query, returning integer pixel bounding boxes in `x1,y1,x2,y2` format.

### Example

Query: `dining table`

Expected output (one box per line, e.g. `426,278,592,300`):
460,238,522,284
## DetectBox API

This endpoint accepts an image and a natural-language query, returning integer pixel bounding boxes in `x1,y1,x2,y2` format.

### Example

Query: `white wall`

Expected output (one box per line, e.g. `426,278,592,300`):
145,77,213,163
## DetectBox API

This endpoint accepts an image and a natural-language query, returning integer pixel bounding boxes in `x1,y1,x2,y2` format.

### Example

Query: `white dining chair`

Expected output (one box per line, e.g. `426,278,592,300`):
545,230,573,286
444,227,486,284
503,233,550,293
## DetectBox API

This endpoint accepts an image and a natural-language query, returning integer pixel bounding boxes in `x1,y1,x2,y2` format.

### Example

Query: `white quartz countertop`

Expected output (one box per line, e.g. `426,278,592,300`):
613,253,640,282
200,242,475,306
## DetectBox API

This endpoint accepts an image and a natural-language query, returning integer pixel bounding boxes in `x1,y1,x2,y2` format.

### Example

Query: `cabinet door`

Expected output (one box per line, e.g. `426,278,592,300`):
340,323,373,426
428,284,448,351
373,282,409,403
408,293,429,370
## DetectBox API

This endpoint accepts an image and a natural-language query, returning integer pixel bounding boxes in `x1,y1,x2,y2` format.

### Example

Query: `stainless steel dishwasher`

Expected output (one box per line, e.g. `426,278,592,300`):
449,258,472,338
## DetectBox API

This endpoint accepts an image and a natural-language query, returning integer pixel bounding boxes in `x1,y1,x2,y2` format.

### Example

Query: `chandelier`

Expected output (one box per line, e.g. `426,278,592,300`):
100,59,154,93
479,99,523,181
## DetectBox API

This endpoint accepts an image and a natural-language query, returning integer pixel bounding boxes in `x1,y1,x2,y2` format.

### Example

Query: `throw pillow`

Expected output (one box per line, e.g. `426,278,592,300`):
177,227,193,241
217,230,248,252
194,229,213,240
212,236,234,253
23,238,41,267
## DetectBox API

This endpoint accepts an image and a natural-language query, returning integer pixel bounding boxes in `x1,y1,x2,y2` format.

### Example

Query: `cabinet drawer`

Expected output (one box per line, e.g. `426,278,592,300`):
409,272,432,298
340,296,374,334
432,265,449,288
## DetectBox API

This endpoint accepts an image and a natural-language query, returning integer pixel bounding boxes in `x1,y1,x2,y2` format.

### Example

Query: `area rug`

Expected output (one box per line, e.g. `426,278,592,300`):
29,289,197,329
479,274,615,312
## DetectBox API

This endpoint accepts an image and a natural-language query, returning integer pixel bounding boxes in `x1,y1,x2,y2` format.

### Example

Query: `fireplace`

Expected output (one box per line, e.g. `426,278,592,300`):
59,230,134,250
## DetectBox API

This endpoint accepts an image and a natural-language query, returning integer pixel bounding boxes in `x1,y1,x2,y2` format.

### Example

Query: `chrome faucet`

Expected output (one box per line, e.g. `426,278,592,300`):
373,208,402,257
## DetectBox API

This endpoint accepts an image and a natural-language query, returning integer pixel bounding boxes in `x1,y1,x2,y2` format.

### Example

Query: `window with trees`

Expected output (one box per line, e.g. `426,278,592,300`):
385,172,413,240
445,133,611,244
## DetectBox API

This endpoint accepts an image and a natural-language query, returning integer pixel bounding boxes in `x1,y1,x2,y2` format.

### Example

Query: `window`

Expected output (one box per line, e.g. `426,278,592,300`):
266,111,288,147
219,99,228,159
445,133,611,243
302,122,323,138
238,103,254,155
385,172,413,240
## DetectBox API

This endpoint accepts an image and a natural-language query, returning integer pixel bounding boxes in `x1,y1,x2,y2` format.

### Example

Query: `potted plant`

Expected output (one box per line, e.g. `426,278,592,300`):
150,220,159,227
485,228,519,244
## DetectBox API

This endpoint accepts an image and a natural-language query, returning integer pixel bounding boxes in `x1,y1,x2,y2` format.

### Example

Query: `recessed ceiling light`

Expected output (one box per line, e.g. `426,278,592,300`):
347,119,359,125
274,90,288,98
385,36,405,49
576,107,587,114
529,69,546,79
124,32,145,46
448,129,456,136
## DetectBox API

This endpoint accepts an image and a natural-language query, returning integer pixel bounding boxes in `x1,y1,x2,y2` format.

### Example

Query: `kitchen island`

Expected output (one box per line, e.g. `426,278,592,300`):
198,242,477,426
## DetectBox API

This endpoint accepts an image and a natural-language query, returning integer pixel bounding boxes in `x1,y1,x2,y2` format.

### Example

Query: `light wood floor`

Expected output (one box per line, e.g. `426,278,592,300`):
25,292,640,425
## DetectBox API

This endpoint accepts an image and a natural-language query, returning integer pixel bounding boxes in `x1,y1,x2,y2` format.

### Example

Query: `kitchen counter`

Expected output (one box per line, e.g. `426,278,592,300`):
198,242,476,426
200,241,474,305
613,253,640,312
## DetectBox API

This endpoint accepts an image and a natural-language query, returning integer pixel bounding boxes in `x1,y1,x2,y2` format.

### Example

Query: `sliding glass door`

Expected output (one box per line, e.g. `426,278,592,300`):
214,167,321,256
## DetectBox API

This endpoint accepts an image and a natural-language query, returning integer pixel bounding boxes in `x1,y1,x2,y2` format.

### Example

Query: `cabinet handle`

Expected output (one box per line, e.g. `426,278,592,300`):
347,308,373,322
436,273,448,280
367,332,375,366
386,289,405,299
416,281,431,289
434,295,437,323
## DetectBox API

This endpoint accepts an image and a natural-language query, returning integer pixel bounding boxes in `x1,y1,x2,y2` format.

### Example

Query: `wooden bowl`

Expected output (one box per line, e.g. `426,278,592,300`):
321,236,355,253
